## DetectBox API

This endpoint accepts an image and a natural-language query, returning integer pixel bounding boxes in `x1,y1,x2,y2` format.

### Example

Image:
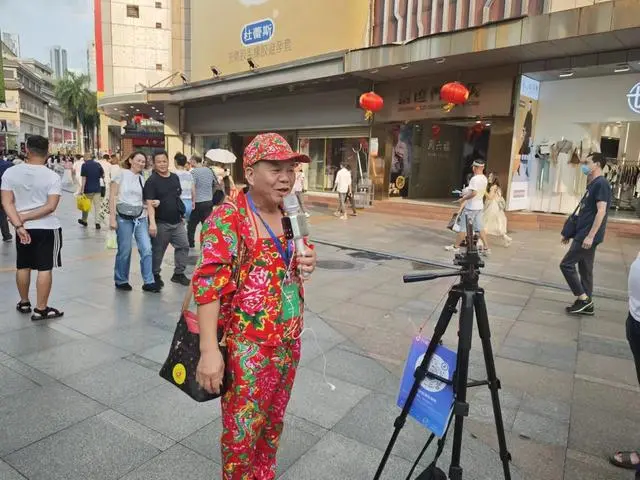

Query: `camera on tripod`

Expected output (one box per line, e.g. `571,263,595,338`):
374,217,512,480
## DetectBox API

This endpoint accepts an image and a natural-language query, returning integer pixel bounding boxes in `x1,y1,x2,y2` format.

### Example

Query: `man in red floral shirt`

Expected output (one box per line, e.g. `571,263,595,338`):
192,133,317,480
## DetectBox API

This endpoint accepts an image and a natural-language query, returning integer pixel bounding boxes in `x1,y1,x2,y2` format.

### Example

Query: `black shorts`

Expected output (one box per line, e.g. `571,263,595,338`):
16,228,63,271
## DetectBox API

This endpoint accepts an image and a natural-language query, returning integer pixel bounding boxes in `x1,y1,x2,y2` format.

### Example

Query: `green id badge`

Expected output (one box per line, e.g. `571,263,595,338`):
281,283,302,320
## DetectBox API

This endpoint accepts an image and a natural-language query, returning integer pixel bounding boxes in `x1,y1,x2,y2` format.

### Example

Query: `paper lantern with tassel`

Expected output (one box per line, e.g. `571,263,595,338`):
440,82,469,112
358,92,384,121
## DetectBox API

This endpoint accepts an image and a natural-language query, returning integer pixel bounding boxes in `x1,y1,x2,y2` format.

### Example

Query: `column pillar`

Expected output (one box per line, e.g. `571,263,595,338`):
164,104,183,170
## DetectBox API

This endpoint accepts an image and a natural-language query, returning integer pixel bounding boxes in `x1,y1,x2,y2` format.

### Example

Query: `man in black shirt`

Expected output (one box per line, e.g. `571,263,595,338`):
560,153,612,315
144,151,190,287
78,155,104,229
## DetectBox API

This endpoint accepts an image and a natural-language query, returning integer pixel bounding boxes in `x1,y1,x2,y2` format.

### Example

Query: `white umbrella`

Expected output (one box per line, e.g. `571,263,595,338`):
205,149,236,164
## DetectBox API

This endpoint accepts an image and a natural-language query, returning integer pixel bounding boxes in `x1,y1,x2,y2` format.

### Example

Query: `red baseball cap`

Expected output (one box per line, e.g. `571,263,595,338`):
243,133,310,168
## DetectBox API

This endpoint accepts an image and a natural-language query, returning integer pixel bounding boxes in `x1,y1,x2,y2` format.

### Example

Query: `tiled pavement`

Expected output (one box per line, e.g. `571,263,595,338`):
0,196,637,479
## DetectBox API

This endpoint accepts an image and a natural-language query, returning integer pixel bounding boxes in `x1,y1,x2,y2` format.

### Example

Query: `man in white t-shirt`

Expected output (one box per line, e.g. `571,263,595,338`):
0,135,64,321
446,159,490,253
333,163,352,220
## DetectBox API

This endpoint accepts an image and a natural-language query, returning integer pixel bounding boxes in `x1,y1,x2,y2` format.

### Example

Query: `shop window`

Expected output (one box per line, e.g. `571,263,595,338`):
155,63,163,70
126,5,139,18
156,22,162,29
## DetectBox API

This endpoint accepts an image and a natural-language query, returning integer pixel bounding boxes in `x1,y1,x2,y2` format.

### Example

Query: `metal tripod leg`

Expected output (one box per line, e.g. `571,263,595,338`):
373,287,462,480
448,289,475,480
474,289,512,480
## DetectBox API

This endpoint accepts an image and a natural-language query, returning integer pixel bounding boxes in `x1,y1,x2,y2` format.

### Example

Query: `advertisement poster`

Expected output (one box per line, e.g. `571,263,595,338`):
397,337,457,437
390,124,413,197
191,0,370,79
507,76,540,211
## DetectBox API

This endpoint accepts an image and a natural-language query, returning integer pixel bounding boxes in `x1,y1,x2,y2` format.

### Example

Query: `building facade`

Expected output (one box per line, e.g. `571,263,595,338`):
49,46,68,79
87,41,97,91
1,42,76,153
94,0,190,153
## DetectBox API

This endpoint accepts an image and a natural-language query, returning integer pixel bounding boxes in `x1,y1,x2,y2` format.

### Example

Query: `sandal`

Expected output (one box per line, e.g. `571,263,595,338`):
16,301,32,314
31,307,64,322
609,451,640,470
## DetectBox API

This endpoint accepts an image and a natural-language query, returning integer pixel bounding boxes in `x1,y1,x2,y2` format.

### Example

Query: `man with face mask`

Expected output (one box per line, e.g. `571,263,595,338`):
560,152,612,315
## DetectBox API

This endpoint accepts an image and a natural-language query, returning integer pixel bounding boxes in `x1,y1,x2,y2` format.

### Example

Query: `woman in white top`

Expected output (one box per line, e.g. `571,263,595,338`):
109,151,159,292
482,173,512,247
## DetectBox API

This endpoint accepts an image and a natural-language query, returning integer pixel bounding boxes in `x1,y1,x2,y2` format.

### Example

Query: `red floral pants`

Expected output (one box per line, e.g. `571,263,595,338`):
220,335,301,480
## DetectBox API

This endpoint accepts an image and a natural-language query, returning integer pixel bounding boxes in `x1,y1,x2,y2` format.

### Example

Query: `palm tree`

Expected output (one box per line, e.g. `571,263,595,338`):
55,72,94,154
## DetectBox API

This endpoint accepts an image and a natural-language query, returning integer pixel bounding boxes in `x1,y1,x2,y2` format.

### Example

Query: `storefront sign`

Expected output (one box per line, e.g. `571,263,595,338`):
131,137,165,147
376,78,513,123
240,18,275,46
627,82,640,114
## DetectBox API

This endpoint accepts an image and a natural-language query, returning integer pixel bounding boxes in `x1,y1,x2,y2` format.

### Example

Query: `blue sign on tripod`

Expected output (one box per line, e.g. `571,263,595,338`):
397,337,457,437
240,18,275,46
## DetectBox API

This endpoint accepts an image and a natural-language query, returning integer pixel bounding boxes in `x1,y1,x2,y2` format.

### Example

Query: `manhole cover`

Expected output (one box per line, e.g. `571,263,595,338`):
316,260,356,270
347,251,392,262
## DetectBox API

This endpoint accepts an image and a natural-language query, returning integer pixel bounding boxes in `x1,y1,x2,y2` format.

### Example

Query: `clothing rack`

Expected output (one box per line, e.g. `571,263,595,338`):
605,157,640,210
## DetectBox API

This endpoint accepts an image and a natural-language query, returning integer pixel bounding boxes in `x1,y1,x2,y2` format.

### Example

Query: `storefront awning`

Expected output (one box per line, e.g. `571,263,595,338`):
146,51,347,105
344,1,640,81
98,91,164,123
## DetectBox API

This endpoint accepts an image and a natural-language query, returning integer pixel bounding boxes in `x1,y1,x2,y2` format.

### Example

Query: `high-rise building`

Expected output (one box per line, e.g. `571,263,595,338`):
1,32,20,57
87,41,97,91
49,46,68,79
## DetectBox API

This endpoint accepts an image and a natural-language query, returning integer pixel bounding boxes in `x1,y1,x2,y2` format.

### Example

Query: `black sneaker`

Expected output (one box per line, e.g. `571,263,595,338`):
78,219,88,227
566,298,594,315
115,283,133,291
2,235,12,242
154,274,165,288
95,223,101,230
142,283,161,293
171,273,191,286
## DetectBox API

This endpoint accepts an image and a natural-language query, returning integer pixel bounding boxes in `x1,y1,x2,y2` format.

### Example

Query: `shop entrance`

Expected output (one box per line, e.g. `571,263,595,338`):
381,118,513,203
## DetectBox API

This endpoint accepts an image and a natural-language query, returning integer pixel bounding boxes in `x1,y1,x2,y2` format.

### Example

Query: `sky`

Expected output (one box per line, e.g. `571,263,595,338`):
0,0,93,72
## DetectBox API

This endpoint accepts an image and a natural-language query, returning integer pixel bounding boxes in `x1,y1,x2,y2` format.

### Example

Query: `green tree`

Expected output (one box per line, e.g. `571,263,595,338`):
55,72,97,154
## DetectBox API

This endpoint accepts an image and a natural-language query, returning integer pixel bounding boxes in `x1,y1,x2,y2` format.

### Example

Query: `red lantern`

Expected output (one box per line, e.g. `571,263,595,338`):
431,124,441,138
359,91,384,121
440,82,469,112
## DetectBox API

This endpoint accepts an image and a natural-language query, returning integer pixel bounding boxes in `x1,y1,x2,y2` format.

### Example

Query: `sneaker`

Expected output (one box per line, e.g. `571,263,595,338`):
566,298,594,315
171,273,191,286
340,215,347,220
142,283,161,293
304,212,311,218
95,223,101,230
154,274,165,288
2,235,12,242
78,219,88,227
115,283,133,291
445,244,460,253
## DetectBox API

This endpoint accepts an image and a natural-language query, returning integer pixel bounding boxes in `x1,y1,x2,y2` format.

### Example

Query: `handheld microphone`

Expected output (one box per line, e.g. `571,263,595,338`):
282,193,311,278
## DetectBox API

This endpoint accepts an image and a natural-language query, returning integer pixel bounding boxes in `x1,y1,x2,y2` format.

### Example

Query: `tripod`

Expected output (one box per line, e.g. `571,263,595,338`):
374,223,512,480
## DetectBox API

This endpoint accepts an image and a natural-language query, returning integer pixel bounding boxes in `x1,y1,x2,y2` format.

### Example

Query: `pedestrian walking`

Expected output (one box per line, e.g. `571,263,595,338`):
482,173,512,247
187,154,217,248
0,135,64,320
333,163,351,220
192,132,317,480
0,153,14,242
78,154,104,229
446,159,491,254
293,164,310,217
144,150,191,287
174,152,194,220
345,164,358,216
609,250,640,476
560,153,611,315
109,151,159,292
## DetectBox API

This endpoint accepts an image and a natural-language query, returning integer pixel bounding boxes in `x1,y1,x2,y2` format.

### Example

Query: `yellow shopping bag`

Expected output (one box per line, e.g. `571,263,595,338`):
76,195,91,213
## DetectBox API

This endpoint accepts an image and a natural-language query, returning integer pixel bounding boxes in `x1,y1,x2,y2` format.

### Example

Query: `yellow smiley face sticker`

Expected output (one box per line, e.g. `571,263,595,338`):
172,363,186,385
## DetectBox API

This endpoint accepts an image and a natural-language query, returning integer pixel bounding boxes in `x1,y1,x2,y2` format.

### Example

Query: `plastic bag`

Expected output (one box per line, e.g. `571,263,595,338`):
76,195,91,213
105,231,117,250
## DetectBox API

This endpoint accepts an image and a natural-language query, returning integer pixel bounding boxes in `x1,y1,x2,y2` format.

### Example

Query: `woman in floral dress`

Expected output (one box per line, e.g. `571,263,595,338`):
192,133,317,480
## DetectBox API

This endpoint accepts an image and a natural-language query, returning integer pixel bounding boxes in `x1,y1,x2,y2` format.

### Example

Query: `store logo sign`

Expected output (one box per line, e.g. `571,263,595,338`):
241,18,275,46
627,82,640,114
520,76,540,101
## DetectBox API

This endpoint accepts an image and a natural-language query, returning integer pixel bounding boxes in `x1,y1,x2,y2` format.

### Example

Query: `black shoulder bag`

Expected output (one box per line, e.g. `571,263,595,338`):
561,190,588,239
159,204,247,402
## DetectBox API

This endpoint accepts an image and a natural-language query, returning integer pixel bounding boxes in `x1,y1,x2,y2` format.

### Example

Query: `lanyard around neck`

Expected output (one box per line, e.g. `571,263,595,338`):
246,193,292,266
